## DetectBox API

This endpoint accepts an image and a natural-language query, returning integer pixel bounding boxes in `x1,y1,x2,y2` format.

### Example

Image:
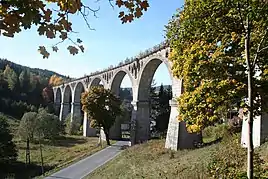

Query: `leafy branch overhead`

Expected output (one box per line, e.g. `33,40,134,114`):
0,0,149,58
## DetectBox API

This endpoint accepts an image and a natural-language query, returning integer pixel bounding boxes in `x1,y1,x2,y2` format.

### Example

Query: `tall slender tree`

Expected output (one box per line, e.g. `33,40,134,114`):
166,1,268,178
19,70,30,93
3,65,18,91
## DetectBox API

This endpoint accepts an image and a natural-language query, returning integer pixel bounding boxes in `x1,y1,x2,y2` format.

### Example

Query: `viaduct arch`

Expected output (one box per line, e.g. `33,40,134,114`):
53,42,201,150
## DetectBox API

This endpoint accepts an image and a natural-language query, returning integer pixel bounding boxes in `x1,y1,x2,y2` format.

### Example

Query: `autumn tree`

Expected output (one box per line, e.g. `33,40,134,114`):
42,86,54,104
0,0,149,58
49,75,64,87
81,86,122,145
166,1,268,178
42,74,63,105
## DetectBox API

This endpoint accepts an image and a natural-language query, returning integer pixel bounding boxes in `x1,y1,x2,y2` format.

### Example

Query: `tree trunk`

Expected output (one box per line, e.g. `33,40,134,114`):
245,14,254,179
104,130,111,146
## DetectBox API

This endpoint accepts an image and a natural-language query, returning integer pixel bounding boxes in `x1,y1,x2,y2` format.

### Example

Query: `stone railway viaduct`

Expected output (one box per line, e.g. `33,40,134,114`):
52,42,201,150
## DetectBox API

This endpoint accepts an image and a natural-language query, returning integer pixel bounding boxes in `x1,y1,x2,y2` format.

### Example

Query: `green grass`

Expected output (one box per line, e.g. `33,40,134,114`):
2,114,107,179
17,136,104,178
87,139,215,179
87,137,268,179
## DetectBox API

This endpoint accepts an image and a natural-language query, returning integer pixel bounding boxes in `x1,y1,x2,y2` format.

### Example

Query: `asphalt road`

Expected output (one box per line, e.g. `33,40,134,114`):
45,141,130,179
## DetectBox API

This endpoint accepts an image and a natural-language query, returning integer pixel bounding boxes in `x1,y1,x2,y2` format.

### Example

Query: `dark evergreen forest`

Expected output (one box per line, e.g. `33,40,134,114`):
0,58,67,118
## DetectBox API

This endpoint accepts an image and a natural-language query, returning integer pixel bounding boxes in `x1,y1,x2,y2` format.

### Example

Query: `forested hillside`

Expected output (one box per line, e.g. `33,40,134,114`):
0,59,68,79
0,58,67,118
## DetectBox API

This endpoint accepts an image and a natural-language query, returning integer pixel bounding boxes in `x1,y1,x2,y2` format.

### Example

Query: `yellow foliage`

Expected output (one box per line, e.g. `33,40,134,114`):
49,75,63,86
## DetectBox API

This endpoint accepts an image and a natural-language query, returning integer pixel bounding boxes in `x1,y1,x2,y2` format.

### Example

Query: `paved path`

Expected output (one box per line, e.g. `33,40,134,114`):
45,141,130,179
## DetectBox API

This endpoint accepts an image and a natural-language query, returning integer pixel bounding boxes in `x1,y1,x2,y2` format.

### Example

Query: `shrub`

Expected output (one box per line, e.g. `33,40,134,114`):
202,123,229,142
18,112,38,141
227,116,242,133
0,114,17,163
37,110,63,140
65,113,82,135
207,134,266,178
30,105,37,112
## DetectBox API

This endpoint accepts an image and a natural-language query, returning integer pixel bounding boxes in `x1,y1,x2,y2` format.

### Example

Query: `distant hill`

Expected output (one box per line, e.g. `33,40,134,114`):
154,85,172,92
121,85,171,93
0,58,68,79
120,85,172,100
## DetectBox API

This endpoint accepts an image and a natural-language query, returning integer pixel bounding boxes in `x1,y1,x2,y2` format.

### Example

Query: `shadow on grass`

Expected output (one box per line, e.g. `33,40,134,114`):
17,136,88,148
0,161,55,179
17,145,40,151
202,137,222,147
41,136,88,147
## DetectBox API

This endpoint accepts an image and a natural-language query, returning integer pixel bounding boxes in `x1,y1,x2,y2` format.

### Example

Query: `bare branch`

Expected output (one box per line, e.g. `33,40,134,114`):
53,40,65,47
237,2,245,32
76,2,100,31
258,45,268,53
82,3,100,17
79,9,96,30
108,0,114,9
252,29,268,67
68,37,79,46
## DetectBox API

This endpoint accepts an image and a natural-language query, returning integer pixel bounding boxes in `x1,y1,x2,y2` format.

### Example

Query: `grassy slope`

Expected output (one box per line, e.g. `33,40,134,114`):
16,136,102,177
88,138,268,179
2,113,105,178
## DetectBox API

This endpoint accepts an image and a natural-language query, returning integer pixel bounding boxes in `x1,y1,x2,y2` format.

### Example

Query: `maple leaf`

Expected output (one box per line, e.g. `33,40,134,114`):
79,45,84,52
140,1,149,11
126,14,134,23
52,46,59,52
67,46,79,55
59,32,67,40
44,9,52,22
121,16,128,24
116,0,123,8
59,18,69,30
38,46,50,58
46,30,55,39
119,11,124,18
38,25,46,35
77,38,82,43
134,8,143,18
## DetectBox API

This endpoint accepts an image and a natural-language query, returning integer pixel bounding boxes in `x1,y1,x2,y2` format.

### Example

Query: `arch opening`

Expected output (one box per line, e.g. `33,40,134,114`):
74,82,85,126
55,88,62,116
90,77,104,88
63,85,72,117
137,58,172,139
110,70,133,140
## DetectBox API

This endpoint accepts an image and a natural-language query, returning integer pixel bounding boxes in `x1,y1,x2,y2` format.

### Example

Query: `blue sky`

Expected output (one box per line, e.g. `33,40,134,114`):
0,0,183,87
